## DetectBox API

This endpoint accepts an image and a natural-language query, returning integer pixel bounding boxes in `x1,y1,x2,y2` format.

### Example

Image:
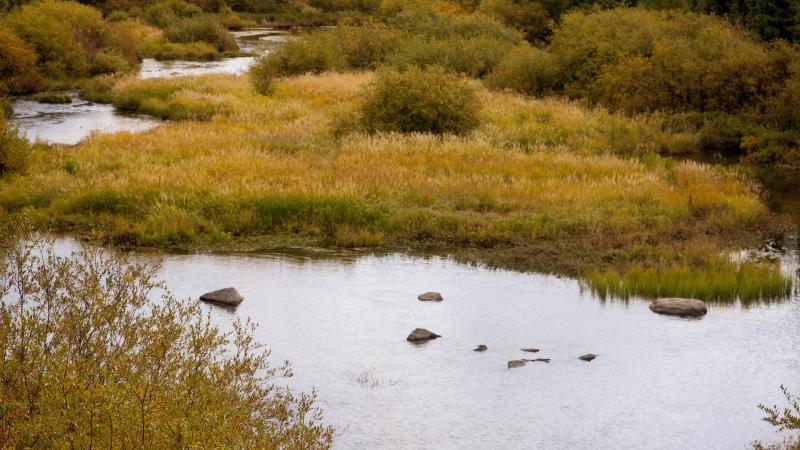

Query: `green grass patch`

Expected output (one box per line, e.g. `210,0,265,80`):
581,259,794,304
33,92,72,104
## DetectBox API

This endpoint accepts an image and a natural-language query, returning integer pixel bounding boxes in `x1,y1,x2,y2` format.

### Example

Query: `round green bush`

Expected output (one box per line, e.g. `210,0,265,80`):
360,67,480,135
484,45,560,95
249,56,278,95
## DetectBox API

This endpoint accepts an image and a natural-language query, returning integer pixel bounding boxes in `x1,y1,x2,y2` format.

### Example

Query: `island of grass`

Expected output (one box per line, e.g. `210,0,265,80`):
0,71,792,304
33,92,72,104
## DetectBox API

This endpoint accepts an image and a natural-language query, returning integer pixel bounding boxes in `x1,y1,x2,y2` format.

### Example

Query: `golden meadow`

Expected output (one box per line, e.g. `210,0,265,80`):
0,72,792,303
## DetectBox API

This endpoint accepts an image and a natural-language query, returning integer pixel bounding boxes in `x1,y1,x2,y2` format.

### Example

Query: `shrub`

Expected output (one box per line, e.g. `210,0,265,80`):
163,18,238,52
387,34,515,77
5,0,138,79
145,0,203,27
107,9,129,21
387,7,521,42
0,24,43,94
34,92,72,104
478,0,553,44
79,74,120,103
0,110,31,175
547,8,790,114
0,230,335,448
360,67,480,135
484,44,560,95
90,49,135,75
258,13,522,78
149,41,220,60
5,0,109,78
766,62,800,130
256,34,341,76
249,56,278,94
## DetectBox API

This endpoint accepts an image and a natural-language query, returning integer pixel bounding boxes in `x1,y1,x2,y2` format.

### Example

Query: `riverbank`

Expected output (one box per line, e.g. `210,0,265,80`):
0,71,792,302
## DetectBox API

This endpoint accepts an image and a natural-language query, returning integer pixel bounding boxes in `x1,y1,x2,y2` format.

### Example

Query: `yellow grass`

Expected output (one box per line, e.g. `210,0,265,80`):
0,72,790,299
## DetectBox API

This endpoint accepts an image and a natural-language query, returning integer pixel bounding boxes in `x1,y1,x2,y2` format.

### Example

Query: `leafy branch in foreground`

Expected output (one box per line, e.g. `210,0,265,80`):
0,228,333,448
761,385,800,432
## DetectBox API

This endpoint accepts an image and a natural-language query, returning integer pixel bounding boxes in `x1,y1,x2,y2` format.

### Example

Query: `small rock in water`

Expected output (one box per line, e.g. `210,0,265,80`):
523,358,550,363
521,348,540,353
507,360,527,369
649,298,708,317
578,353,597,362
199,287,243,306
407,328,441,343
418,291,443,302
473,345,488,352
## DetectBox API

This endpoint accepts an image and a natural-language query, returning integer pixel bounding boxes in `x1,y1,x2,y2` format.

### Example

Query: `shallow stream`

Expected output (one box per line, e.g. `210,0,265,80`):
9,28,285,144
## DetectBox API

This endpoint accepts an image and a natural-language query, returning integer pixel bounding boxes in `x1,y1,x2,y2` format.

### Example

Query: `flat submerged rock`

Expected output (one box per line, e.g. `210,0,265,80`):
650,298,708,317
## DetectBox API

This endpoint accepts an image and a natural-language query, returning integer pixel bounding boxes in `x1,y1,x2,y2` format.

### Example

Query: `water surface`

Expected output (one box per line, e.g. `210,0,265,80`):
11,28,285,144
11,94,160,145
52,238,800,450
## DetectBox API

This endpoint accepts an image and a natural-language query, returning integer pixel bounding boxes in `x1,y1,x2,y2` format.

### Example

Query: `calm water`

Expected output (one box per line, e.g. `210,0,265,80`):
11,28,285,144
52,238,800,450
10,93,161,145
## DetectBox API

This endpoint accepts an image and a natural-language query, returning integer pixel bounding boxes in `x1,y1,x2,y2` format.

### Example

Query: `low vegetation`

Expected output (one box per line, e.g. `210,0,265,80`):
359,67,479,135
0,109,31,175
0,72,791,302
0,23,42,94
0,226,334,448
33,92,71,104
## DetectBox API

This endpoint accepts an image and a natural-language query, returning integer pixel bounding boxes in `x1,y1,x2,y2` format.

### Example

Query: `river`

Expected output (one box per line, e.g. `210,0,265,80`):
9,28,286,145
48,236,800,450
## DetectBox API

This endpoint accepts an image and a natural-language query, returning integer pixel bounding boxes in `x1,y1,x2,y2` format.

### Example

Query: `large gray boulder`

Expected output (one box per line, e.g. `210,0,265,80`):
418,292,443,302
407,328,441,342
200,287,244,306
650,298,708,317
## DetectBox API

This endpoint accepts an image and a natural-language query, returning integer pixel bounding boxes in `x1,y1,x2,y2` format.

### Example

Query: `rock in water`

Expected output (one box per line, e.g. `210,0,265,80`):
649,298,708,317
473,345,488,352
407,328,441,342
523,358,550,363
508,360,527,369
578,354,597,362
199,287,244,306
418,291,444,301
521,348,540,353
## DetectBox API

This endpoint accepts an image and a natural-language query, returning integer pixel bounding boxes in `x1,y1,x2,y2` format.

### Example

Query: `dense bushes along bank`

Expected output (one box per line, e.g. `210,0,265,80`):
0,0,245,95
250,4,800,170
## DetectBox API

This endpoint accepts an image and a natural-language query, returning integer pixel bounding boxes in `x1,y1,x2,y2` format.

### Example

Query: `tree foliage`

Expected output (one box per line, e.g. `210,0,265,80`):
0,228,334,448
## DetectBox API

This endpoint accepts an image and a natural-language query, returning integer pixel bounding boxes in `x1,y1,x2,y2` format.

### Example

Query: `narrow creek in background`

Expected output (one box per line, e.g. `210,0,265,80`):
9,28,286,145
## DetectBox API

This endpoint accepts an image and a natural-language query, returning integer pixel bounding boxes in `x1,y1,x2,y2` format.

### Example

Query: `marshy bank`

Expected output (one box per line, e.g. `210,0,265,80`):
0,71,794,304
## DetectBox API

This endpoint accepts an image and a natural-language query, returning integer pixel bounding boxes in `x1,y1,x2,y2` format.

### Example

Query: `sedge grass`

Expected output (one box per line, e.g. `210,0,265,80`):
0,72,791,302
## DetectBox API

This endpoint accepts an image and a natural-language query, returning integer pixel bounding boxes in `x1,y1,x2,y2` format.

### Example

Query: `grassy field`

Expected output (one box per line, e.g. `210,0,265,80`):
0,72,791,302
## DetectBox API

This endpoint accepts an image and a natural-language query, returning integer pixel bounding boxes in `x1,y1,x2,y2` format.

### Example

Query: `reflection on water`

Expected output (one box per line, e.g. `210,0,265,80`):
11,93,161,145
11,28,286,144
51,237,800,449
